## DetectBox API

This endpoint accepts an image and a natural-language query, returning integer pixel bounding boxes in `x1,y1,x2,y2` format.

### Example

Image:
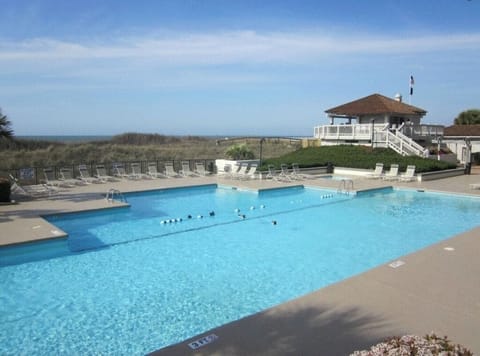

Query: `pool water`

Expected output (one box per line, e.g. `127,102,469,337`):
1,185,479,355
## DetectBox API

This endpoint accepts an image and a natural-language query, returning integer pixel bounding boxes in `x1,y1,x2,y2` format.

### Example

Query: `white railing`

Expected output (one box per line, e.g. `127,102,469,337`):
394,130,429,157
379,131,429,157
314,123,434,157
403,124,444,139
314,124,385,140
314,124,443,141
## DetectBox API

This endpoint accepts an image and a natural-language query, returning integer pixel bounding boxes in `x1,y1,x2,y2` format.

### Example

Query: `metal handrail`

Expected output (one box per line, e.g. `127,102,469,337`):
106,188,127,203
337,179,354,194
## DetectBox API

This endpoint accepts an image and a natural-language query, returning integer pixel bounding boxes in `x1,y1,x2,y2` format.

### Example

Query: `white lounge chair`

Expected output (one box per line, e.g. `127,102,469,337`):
164,162,181,178
179,161,196,177
43,168,73,187
95,165,116,182
266,165,289,182
130,162,149,179
113,163,135,179
291,163,314,180
10,175,56,198
59,168,84,185
243,164,259,180
382,164,399,181
399,165,416,182
232,163,249,179
194,162,211,176
288,163,303,180
78,165,102,184
280,164,293,181
226,164,241,179
147,162,167,178
366,163,384,179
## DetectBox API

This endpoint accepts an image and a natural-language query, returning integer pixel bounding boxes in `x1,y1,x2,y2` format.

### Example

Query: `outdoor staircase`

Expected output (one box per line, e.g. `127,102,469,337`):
378,129,429,158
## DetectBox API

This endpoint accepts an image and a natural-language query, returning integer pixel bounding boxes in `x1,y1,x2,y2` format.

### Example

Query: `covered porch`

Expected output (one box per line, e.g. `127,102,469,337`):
314,123,444,143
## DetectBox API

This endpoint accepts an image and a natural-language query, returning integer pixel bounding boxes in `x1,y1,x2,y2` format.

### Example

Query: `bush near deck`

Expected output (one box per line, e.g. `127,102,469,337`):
261,145,457,173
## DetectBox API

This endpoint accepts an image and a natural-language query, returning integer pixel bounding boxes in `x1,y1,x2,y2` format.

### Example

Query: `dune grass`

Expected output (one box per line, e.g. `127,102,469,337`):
0,134,301,170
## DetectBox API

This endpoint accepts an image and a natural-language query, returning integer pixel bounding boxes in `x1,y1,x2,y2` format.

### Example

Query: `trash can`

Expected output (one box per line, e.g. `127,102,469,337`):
326,162,334,174
465,162,472,175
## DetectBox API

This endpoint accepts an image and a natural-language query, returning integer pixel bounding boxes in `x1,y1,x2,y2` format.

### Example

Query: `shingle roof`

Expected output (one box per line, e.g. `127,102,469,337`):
444,125,480,137
325,93,427,117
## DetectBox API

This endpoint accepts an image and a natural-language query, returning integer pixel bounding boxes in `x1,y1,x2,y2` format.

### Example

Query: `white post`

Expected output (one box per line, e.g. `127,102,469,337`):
370,119,375,148
437,137,441,161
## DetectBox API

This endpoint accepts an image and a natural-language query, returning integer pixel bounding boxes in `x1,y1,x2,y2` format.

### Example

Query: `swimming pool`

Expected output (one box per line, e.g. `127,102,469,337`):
1,185,479,355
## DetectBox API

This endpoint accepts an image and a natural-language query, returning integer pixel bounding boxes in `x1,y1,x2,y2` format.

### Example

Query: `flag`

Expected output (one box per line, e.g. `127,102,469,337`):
409,75,414,95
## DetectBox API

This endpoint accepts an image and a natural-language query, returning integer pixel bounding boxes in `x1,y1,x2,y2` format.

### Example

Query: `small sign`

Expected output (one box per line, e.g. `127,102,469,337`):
188,334,218,350
389,260,405,268
19,167,35,180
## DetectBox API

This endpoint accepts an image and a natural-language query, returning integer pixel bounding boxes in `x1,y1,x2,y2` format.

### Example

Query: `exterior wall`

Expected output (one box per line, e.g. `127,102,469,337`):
357,114,388,125
444,138,480,164
357,114,422,127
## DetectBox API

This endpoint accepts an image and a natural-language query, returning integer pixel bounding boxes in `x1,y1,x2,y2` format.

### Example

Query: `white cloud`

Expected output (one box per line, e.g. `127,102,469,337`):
1,30,479,65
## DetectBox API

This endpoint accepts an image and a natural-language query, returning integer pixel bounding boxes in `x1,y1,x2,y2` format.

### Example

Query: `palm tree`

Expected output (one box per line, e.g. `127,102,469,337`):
0,109,14,139
225,143,255,160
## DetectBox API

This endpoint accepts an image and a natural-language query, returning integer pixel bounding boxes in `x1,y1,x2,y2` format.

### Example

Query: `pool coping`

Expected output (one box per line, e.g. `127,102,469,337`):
1,172,480,354
151,225,480,356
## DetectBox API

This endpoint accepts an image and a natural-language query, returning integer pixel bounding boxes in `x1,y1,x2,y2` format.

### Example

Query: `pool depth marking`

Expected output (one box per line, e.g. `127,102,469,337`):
188,334,218,350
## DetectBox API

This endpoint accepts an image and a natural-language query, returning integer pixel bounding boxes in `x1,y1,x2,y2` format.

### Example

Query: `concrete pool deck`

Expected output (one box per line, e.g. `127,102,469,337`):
1,170,480,354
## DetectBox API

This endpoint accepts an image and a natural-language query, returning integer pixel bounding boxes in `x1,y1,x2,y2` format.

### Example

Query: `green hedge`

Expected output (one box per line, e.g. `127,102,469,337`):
260,145,457,173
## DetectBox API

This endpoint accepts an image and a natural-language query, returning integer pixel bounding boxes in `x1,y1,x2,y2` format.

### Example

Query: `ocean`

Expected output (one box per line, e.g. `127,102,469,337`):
16,136,113,143
15,135,308,143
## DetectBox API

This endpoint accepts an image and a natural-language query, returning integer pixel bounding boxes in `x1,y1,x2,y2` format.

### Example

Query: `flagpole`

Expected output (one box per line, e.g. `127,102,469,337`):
409,75,414,105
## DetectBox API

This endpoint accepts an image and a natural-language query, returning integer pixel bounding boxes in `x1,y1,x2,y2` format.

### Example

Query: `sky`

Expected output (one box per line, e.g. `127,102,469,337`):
1,0,479,137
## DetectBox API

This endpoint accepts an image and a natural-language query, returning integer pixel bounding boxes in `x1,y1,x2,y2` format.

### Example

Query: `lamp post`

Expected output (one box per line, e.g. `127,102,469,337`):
259,138,266,167
465,137,472,174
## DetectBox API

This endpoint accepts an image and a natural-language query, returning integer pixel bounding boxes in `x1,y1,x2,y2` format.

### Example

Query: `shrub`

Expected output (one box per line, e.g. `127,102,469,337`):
351,333,473,355
260,145,457,173
225,143,255,160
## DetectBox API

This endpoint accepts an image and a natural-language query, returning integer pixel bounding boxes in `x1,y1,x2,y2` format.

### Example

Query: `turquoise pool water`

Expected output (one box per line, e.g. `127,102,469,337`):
1,185,479,355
